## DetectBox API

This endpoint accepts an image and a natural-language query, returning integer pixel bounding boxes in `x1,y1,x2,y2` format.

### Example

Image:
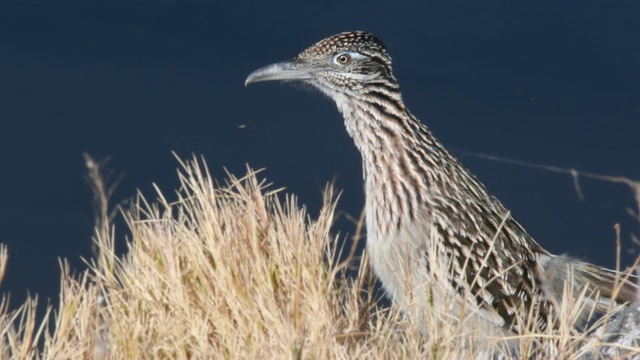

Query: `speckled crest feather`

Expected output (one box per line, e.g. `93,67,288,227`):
298,31,390,63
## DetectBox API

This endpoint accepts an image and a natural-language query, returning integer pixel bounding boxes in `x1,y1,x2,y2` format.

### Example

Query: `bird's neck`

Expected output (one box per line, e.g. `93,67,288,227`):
334,88,447,176
333,88,451,233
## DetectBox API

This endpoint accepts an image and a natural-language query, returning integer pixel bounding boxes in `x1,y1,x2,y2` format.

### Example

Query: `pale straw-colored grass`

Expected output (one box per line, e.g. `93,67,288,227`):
0,154,638,359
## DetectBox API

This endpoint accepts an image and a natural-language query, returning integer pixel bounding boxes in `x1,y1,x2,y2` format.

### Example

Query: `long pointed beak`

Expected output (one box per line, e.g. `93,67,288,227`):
245,60,315,86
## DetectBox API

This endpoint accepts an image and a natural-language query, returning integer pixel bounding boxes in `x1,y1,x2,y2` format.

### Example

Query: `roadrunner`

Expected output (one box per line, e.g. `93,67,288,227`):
245,31,638,334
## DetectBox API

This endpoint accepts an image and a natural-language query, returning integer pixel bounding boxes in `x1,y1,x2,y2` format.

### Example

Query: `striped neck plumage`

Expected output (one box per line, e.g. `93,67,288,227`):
329,83,449,233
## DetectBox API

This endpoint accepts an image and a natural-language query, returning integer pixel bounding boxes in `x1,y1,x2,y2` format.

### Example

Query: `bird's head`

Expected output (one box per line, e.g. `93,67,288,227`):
245,31,396,96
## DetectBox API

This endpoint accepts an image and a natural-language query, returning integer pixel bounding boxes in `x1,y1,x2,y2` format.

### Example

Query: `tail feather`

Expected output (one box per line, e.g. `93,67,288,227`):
581,263,639,304
541,255,639,309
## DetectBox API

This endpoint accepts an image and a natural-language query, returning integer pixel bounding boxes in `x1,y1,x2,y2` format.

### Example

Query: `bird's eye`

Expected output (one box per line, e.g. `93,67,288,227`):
334,53,352,65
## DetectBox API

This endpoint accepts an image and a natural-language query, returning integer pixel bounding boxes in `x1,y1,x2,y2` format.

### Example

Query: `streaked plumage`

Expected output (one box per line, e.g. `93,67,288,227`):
245,31,638,334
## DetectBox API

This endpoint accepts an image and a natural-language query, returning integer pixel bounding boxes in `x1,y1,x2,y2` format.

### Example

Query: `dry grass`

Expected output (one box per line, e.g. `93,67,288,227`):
0,154,639,359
